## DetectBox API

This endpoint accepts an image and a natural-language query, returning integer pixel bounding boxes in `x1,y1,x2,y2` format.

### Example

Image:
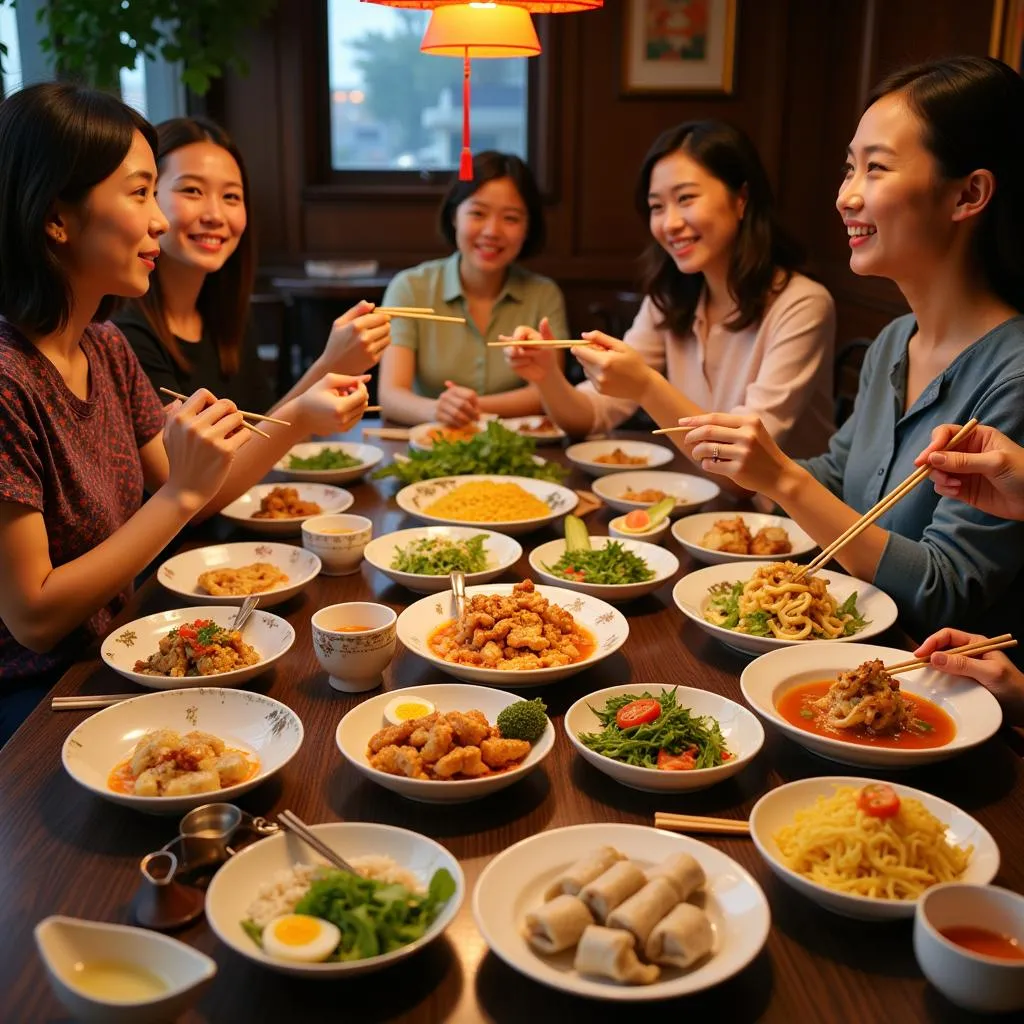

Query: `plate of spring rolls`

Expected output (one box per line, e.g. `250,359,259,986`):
472,823,770,1000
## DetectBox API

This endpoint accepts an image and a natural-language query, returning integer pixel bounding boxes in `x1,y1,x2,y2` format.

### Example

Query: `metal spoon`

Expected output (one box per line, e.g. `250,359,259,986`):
450,569,467,622
277,809,359,876
231,595,259,632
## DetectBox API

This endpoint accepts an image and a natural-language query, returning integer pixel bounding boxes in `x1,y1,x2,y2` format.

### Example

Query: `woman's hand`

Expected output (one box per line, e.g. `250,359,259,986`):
914,423,1024,521
320,300,392,375
914,628,1024,724
436,379,480,426
572,331,654,400
675,412,794,497
295,373,371,435
163,389,251,511
504,317,560,384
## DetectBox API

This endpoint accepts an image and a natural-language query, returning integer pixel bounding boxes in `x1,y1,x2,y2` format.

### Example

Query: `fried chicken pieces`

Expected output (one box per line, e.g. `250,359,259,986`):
699,516,792,556
251,486,322,519
367,709,532,781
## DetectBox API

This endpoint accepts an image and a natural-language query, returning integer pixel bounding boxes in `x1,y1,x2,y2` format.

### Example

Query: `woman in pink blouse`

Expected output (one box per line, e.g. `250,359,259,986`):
506,120,835,458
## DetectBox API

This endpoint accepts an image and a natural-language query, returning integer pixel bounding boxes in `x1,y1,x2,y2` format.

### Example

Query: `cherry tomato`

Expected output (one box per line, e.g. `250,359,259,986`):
657,747,697,771
624,509,651,530
857,783,901,818
615,698,661,730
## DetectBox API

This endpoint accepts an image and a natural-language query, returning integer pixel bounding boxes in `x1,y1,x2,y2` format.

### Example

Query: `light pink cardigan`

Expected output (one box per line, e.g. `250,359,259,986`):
578,272,836,459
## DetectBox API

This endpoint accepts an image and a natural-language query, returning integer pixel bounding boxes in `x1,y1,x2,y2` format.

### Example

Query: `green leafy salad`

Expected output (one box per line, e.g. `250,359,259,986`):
372,421,567,484
543,515,655,586
705,580,867,638
390,534,489,575
286,447,362,471
576,688,731,771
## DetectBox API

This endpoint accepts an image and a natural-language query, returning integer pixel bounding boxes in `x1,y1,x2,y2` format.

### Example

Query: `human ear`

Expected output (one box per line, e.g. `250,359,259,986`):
951,169,995,223
45,212,67,244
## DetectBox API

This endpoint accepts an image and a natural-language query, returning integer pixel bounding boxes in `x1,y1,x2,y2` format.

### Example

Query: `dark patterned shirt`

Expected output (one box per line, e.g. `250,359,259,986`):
0,319,165,682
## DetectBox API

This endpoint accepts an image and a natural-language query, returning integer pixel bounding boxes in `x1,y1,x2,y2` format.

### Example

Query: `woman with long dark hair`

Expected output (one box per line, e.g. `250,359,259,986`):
506,120,835,457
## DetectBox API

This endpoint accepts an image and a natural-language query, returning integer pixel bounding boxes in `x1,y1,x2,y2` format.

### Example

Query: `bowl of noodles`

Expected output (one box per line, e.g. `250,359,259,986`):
749,776,999,920
671,560,898,656
395,475,579,536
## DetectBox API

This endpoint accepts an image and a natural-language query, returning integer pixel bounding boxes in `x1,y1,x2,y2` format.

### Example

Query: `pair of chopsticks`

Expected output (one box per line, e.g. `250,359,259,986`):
488,337,591,349
796,418,978,579
654,812,749,836
377,306,466,324
159,387,286,439
52,693,140,711
277,809,359,875
885,633,1017,674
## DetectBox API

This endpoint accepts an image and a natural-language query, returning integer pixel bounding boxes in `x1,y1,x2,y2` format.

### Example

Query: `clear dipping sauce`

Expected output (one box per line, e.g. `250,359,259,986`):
939,926,1024,961
70,961,169,1001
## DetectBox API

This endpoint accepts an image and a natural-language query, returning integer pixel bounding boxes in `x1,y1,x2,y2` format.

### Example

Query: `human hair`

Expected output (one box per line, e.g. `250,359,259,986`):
867,55,1024,312
0,82,158,336
636,120,804,337
132,116,254,376
438,150,546,260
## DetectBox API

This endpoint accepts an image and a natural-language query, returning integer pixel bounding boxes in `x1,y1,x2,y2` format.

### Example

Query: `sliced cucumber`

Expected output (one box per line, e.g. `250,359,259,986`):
564,514,592,552
645,496,676,526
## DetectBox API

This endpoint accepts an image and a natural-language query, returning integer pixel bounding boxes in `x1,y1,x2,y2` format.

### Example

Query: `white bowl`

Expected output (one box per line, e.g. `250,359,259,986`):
565,685,763,792
671,511,817,565
671,561,899,657
528,536,679,602
395,474,579,536
472,823,770,1001
565,440,674,477
592,471,720,517
749,776,1000,921
312,602,397,692
301,513,373,576
101,606,295,690
363,526,523,594
274,441,383,484
608,512,670,545
35,916,216,1023
61,687,303,815
219,483,354,536
397,583,629,687
498,415,566,444
336,682,555,803
914,883,1024,1013
157,542,321,608
205,821,464,978
740,642,1003,768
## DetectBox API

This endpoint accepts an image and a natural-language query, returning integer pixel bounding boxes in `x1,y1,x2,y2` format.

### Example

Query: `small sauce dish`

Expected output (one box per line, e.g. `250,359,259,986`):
312,601,397,692
302,514,373,575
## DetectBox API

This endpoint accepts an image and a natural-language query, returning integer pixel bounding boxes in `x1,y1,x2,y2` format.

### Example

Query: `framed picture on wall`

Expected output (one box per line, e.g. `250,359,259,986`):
622,0,738,95
991,0,1024,72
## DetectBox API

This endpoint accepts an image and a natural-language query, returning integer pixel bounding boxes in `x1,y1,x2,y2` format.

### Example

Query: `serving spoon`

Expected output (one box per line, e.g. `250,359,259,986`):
450,570,467,622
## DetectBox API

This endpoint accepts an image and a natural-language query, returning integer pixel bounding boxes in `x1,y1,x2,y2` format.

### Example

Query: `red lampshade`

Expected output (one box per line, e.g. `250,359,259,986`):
361,2,602,11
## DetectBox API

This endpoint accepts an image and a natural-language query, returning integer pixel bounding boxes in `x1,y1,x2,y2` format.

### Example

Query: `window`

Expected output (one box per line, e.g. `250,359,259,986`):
118,33,147,119
326,0,529,173
0,3,22,97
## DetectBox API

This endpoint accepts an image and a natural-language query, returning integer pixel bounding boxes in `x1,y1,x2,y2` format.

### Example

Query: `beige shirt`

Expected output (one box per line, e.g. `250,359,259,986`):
579,272,836,458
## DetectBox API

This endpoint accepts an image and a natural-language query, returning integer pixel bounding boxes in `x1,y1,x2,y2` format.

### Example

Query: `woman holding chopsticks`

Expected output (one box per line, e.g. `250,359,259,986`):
0,85,370,743
504,120,835,458
674,56,1024,652
115,116,391,414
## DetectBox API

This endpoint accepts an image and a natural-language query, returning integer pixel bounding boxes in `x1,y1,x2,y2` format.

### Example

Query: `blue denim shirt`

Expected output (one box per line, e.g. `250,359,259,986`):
800,313,1024,645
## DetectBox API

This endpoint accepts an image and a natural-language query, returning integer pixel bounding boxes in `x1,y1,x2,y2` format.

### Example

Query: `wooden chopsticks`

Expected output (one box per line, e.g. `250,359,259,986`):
52,694,141,711
362,426,410,440
654,812,750,836
381,310,466,324
885,634,1017,674
489,337,591,349
376,306,434,313
159,387,278,438
795,418,979,580
651,425,693,436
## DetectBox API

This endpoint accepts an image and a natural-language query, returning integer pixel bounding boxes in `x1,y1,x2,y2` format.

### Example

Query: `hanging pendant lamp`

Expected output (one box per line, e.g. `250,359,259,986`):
361,2,603,11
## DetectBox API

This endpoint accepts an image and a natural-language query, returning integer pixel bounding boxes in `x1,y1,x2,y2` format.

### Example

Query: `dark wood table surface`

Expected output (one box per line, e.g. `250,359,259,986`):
2,431,1022,1024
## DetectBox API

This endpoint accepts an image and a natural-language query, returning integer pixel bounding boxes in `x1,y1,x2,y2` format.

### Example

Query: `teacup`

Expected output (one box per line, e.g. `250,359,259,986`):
302,514,373,576
311,602,397,692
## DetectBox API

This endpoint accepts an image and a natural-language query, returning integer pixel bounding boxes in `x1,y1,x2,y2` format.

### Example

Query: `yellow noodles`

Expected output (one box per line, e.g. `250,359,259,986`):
424,481,550,523
773,785,972,900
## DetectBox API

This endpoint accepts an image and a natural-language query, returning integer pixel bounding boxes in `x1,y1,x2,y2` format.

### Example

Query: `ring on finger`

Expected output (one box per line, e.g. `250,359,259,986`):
712,443,721,463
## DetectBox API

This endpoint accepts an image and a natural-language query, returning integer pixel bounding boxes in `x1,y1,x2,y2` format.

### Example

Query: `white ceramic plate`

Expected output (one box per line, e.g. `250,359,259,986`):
219,483,354,537
473,823,770,1001
749,776,1000,921
397,582,629,687
671,512,817,566
565,685,763,792
274,441,384,484
671,561,899,657
608,513,670,545
363,526,523,594
499,415,567,444
565,440,674,477
528,536,679,602
408,421,484,451
157,542,322,608
61,687,303,815
395,475,579,537
592,471,720,517
739,643,1003,768
205,822,464,977
336,683,555,803
101,606,295,690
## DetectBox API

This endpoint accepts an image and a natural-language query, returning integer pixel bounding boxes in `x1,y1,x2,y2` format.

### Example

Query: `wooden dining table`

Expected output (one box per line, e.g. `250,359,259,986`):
1,429,1022,1024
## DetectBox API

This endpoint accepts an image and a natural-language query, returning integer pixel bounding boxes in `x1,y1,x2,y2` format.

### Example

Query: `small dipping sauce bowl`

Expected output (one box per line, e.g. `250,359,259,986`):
302,513,372,576
914,882,1024,1013
312,601,397,692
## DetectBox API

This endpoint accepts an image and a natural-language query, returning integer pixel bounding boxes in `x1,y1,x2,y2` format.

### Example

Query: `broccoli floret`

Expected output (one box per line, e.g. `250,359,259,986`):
496,698,548,742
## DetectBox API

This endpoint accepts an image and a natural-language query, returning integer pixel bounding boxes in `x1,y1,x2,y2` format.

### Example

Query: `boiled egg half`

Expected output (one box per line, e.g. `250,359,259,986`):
383,695,436,727
262,913,340,963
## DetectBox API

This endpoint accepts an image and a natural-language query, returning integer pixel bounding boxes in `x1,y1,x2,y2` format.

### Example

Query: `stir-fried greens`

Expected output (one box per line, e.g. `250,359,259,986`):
286,447,362,470
545,541,654,585
390,534,489,575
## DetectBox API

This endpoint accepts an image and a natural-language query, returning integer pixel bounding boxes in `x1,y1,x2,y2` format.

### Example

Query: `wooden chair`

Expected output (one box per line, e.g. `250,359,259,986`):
833,337,872,427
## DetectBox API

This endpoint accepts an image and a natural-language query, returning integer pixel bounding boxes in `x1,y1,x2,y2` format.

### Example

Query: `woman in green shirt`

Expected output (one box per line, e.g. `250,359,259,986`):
378,151,568,426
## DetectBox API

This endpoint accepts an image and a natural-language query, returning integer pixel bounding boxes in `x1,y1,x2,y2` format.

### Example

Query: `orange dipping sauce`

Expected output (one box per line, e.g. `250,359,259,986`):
317,529,355,534
334,624,370,633
939,926,1024,961
775,679,956,749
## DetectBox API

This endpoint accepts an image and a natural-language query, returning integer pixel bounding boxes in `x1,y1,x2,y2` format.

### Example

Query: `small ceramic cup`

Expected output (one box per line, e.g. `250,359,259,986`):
311,602,397,692
302,514,373,576
608,512,670,544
